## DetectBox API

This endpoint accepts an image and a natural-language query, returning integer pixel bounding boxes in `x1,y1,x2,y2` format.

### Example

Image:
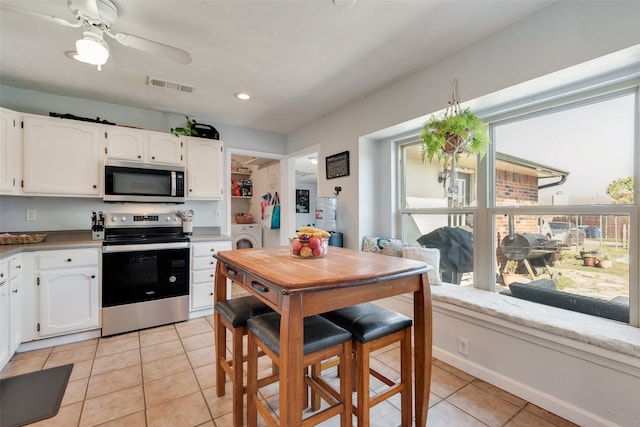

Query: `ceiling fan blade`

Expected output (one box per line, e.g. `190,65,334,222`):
107,31,192,65
0,3,82,28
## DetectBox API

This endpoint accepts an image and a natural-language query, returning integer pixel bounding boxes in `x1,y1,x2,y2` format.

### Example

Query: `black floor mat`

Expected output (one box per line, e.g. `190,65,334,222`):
0,364,73,427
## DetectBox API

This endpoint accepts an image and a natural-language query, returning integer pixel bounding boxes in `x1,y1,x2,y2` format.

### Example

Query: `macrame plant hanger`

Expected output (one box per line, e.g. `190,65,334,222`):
444,79,463,195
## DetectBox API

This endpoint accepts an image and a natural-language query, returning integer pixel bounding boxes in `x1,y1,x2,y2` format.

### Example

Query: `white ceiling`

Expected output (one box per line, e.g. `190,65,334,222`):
0,0,553,135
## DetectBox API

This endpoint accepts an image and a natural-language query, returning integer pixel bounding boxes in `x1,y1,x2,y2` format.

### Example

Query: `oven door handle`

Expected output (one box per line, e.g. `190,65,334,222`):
103,242,190,253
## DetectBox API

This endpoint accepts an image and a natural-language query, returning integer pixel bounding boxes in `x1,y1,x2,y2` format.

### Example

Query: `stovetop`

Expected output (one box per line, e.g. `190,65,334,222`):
103,213,189,245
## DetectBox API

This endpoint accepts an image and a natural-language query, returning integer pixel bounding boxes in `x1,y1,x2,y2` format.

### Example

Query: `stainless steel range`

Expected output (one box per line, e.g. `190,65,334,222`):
101,213,190,336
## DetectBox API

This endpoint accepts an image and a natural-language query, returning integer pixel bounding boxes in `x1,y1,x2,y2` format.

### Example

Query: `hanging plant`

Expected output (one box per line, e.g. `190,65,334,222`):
420,81,491,194
170,116,198,137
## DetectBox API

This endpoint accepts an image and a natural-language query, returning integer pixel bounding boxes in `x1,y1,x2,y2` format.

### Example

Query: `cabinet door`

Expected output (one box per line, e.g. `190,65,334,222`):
38,267,99,337
9,256,22,353
186,138,223,200
23,115,103,196
106,126,146,161
9,274,21,354
147,131,183,165
0,108,22,195
0,282,9,369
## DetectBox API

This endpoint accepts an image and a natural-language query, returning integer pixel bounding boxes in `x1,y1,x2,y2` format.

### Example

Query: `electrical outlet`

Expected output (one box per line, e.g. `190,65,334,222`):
26,209,37,221
458,336,469,356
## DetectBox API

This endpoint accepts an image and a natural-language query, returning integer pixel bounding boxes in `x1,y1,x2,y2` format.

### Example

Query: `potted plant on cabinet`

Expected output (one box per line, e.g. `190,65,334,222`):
170,116,198,137
420,83,490,194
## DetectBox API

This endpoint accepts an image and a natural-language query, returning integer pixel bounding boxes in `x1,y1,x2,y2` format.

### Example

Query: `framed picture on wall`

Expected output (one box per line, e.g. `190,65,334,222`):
296,189,310,213
325,151,350,179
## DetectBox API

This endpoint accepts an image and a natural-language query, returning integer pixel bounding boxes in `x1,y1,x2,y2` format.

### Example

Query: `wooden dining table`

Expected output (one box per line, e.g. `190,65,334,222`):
213,246,432,426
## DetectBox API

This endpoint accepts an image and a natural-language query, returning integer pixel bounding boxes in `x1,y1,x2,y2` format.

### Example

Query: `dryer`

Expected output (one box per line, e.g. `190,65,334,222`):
231,223,262,249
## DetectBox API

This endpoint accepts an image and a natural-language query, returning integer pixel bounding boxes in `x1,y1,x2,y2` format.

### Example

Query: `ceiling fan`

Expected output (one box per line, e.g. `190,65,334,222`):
1,0,192,69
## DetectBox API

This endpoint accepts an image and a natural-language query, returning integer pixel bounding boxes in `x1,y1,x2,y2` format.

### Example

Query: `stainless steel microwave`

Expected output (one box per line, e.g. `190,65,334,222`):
104,161,186,203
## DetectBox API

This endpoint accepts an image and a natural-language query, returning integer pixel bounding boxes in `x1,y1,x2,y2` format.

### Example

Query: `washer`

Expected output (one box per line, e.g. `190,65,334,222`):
231,223,262,249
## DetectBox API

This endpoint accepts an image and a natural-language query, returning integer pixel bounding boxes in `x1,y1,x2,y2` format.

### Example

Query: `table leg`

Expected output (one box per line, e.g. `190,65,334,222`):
214,261,227,398
414,272,433,427
278,294,305,426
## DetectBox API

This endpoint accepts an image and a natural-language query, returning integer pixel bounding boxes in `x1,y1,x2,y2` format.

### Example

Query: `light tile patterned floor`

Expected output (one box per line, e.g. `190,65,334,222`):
1,316,579,427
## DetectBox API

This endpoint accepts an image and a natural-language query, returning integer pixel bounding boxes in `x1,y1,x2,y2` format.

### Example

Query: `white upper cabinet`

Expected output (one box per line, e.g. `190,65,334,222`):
0,108,22,195
106,126,184,166
105,126,146,161
185,137,223,200
147,131,184,166
22,114,103,197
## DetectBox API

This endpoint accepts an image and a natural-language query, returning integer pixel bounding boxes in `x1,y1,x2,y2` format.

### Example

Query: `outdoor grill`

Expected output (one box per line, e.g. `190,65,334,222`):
500,233,557,261
500,215,559,262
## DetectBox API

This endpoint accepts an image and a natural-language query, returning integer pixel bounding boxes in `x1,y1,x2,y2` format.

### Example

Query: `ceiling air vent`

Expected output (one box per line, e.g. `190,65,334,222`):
147,76,196,94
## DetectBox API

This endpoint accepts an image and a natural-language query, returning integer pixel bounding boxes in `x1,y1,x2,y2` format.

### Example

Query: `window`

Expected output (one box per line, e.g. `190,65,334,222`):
398,84,638,324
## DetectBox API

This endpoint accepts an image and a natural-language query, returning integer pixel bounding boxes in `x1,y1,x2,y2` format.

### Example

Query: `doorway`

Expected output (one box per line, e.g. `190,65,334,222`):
294,153,318,230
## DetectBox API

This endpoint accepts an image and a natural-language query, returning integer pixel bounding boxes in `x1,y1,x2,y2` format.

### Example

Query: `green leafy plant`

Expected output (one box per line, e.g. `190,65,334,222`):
420,105,491,194
420,107,490,162
170,116,198,137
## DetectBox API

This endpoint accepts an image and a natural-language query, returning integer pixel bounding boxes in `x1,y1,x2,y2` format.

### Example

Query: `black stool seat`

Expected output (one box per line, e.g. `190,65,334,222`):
215,296,273,328
321,302,412,343
248,312,352,356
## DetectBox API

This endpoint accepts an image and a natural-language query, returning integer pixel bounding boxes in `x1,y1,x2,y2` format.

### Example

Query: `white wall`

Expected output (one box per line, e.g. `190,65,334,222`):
287,1,640,250
0,86,287,233
285,2,640,425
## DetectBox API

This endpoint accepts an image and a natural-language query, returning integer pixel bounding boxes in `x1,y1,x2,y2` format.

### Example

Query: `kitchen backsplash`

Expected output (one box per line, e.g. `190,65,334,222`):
0,196,224,232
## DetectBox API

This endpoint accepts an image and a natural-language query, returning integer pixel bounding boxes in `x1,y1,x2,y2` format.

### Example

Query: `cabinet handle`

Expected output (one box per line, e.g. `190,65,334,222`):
209,292,214,296
16,265,21,269
0,273,3,278
12,289,18,293
189,189,193,192
251,281,269,293
225,267,237,276
66,258,72,262
93,185,97,189
91,275,96,279
210,261,214,265
210,274,214,278
152,156,156,160
138,155,142,159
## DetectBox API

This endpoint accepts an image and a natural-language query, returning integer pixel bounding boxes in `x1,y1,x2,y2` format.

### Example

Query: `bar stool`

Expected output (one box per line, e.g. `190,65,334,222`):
246,312,353,427
320,303,413,427
214,295,274,427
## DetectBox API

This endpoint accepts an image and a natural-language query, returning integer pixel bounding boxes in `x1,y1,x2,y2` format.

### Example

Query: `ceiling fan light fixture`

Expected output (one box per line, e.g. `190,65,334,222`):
75,32,109,65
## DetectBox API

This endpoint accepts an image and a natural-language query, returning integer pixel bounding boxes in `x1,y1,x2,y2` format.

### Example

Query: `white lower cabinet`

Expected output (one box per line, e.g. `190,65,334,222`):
190,240,232,311
0,260,10,369
36,249,100,337
8,255,22,354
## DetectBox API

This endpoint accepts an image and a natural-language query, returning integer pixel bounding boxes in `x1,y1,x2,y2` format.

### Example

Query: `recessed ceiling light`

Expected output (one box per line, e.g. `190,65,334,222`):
332,0,356,7
234,92,250,100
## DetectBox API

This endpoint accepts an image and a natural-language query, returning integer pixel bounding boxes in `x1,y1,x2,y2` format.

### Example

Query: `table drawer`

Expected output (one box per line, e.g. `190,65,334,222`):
219,264,245,284
244,275,278,306
193,268,216,284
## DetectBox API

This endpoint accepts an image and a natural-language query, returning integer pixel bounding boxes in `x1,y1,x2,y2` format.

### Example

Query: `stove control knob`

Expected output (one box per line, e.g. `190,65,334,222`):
165,216,172,222
121,216,127,222
111,217,117,223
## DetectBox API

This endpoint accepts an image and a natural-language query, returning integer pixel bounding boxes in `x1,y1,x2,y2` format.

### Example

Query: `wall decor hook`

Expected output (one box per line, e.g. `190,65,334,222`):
334,186,342,196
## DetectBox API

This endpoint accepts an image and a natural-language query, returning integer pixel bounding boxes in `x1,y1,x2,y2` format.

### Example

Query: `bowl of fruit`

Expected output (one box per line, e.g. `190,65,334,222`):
290,227,330,258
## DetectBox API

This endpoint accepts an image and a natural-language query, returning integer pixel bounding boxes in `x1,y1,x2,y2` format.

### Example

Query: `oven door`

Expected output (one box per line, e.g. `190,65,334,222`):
102,243,190,307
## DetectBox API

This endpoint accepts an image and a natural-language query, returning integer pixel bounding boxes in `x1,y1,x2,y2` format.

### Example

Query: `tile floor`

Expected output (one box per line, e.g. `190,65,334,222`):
1,316,579,427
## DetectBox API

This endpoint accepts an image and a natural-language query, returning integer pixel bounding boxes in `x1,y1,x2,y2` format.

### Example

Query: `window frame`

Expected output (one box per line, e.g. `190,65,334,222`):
396,79,639,327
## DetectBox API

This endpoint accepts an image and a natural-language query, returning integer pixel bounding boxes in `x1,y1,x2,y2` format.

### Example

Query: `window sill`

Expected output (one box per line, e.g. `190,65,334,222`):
429,283,640,359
